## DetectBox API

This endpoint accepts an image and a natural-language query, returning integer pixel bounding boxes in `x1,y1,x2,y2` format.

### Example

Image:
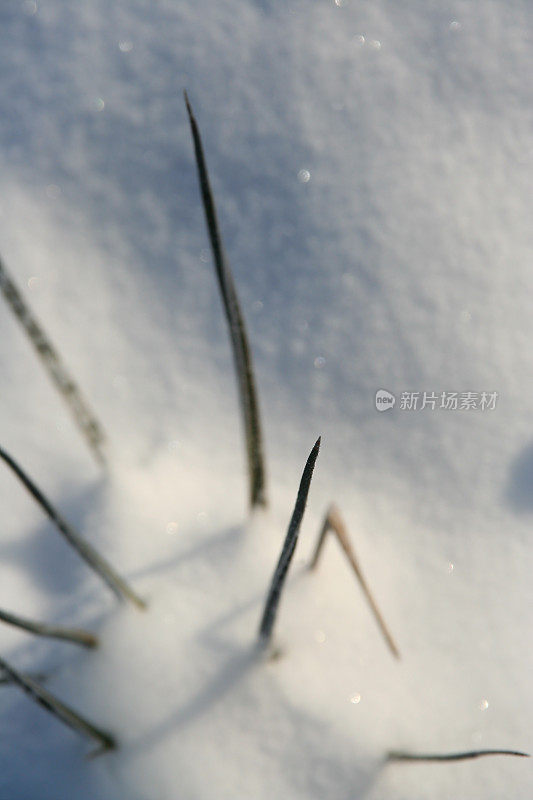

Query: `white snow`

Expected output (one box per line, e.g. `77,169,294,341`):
0,1,532,798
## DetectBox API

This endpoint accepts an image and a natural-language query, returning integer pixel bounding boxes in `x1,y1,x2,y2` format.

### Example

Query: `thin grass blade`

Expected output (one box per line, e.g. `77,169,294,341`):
388,749,529,762
0,655,115,754
0,607,97,648
0,255,106,466
0,446,145,609
259,437,321,644
184,91,267,509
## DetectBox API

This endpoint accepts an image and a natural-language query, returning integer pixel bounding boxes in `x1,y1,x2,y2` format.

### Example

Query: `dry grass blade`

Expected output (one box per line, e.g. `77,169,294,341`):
310,503,400,659
184,91,267,510
0,254,106,467
259,437,321,644
0,607,97,649
388,749,530,762
0,655,115,755
0,446,145,609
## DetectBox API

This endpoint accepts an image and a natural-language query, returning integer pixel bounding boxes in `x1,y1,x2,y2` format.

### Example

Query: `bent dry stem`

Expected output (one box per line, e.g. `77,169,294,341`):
0,655,115,755
0,446,145,609
310,503,400,659
0,254,106,467
184,91,267,510
259,437,321,645
0,607,97,649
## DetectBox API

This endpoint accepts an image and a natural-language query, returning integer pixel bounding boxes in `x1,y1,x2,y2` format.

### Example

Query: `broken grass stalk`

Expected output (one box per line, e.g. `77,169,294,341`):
184,91,267,510
310,503,400,659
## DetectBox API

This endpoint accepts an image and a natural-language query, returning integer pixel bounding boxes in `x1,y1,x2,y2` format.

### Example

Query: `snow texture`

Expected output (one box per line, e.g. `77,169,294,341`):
0,1,532,798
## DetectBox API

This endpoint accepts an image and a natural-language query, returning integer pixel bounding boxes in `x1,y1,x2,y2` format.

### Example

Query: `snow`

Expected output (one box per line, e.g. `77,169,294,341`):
0,0,532,798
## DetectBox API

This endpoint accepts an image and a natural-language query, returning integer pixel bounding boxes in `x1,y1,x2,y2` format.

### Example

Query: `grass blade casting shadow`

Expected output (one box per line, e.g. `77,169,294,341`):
0,446,145,609
0,655,115,756
388,749,530,763
259,437,321,645
0,255,107,467
184,91,267,510
0,606,97,649
310,503,400,659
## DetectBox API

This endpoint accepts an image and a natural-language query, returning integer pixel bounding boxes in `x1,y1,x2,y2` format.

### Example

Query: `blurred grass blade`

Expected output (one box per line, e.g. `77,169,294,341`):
259,437,320,644
310,503,400,659
0,446,145,609
0,606,97,649
0,254,106,467
388,749,529,762
0,655,115,755
0,670,47,686
184,91,267,509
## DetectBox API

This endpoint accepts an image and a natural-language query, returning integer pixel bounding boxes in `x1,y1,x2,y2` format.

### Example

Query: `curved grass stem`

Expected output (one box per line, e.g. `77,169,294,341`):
184,91,267,510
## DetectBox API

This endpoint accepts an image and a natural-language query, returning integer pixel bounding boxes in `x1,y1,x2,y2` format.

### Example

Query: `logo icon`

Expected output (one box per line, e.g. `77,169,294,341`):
375,389,396,411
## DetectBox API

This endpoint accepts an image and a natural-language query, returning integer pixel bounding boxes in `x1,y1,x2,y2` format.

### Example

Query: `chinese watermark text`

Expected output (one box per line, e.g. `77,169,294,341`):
375,389,498,412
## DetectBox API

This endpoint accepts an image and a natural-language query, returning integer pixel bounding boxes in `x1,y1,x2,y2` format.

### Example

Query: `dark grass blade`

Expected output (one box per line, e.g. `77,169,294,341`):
184,91,267,510
0,446,145,609
0,655,115,755
388,749,529,763
0,255,106,467
0,607,97,649
310,503,400,659
259,437,321,644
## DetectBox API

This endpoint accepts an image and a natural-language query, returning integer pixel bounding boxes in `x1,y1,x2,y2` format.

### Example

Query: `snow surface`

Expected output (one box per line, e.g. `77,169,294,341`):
0,0,532,798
